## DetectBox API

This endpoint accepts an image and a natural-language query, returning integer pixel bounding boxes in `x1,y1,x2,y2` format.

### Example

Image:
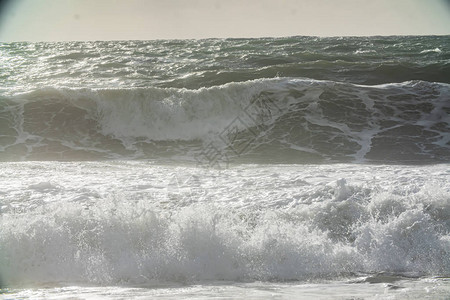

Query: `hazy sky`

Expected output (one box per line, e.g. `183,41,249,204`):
0,0,449,41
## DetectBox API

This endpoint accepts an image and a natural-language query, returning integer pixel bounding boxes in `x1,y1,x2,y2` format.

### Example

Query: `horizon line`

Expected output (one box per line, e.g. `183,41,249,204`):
2,34,449,43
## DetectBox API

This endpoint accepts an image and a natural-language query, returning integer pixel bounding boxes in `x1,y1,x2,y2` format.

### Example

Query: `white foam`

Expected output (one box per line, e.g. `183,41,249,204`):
420,48,442,54
1,162,449,287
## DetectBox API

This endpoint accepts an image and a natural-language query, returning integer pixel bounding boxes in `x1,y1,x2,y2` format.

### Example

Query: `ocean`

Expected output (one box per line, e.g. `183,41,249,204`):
0,36,449,299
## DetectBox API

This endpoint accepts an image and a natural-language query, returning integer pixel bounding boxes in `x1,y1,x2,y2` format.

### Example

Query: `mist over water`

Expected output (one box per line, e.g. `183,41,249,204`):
1,36,449,298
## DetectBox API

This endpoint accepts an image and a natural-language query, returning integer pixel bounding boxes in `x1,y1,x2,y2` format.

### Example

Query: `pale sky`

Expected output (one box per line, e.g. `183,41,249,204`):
0,0,449,41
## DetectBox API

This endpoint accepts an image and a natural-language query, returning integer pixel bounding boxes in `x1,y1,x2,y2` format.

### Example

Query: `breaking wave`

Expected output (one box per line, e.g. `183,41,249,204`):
1,78,448,163
1,163,449,287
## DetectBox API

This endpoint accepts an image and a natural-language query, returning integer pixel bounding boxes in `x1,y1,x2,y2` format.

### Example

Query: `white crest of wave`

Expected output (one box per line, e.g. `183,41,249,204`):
91,80,276,141
419,48,442,54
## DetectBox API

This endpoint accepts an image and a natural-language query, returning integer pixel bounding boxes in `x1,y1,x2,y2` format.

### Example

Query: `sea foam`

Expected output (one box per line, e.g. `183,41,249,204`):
1,163,449,287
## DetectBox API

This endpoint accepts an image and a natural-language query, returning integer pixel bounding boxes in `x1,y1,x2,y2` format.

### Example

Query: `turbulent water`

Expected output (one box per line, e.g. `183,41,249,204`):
1,36,450,299
0,36,449,163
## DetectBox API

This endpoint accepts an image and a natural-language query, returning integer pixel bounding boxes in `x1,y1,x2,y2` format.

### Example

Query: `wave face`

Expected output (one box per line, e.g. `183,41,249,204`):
0,79,449,163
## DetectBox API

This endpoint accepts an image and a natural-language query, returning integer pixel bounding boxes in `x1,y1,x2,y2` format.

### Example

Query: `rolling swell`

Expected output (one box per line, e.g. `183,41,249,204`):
0,78,449,163
1,36,448,91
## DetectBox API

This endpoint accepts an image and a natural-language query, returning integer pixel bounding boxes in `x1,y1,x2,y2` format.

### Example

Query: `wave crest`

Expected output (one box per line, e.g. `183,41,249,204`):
0,78,449,163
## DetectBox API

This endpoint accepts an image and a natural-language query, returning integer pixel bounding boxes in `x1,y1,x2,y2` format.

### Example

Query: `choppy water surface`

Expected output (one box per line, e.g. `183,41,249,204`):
0,36,449,299
0,36,449,163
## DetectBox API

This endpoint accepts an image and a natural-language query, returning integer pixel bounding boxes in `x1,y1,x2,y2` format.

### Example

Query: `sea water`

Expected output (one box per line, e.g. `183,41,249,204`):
0,36,449,299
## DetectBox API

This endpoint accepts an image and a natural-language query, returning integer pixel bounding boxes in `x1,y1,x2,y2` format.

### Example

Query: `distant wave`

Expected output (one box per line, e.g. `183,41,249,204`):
0,78,449,163
1,36,449,93
420,48,442,54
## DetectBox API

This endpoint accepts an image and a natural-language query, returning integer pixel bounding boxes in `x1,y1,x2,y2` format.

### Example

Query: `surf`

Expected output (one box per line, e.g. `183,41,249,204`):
0,78,449,163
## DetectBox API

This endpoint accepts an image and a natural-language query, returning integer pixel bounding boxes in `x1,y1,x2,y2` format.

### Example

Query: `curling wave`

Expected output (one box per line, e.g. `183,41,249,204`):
0,78,448,163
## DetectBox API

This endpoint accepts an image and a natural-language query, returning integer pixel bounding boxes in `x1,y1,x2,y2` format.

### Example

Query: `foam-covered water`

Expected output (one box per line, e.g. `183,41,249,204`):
1,163,449,285
1,36,449,299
